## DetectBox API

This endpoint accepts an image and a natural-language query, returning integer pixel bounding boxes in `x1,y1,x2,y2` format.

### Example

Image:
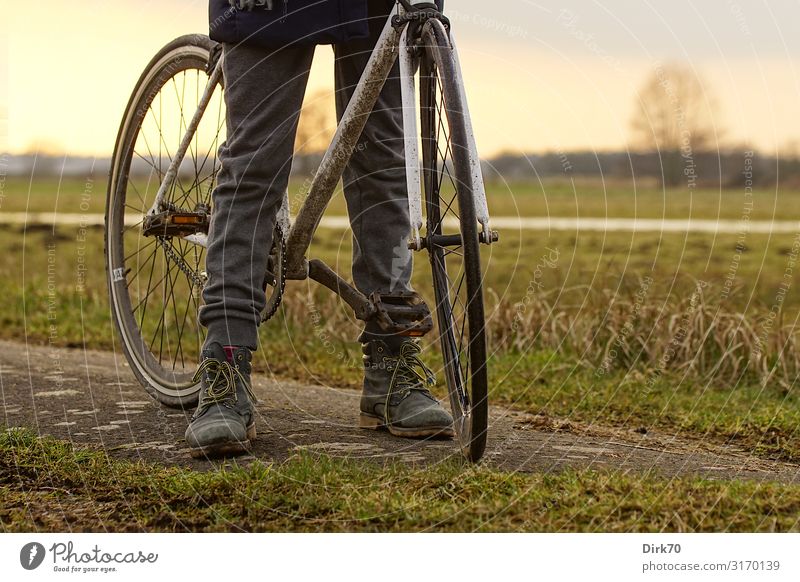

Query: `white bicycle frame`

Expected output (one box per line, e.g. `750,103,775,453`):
148,0,492,312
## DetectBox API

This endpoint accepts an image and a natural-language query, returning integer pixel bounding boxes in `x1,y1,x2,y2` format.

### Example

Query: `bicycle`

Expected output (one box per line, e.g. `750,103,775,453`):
105,0,497,462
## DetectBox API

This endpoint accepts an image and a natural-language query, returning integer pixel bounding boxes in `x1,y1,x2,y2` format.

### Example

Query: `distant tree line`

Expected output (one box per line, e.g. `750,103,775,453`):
482,150,800,189
5,64,798,189
6,149,800,190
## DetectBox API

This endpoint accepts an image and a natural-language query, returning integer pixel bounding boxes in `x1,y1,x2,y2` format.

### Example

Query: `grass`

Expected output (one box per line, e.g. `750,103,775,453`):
4,176,800,220
2,428,800,532
4,178,800,462
5,177,800,531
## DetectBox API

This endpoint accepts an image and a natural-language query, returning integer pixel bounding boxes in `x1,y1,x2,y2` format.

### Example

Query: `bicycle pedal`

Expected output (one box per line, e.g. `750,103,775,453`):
369,291,433,337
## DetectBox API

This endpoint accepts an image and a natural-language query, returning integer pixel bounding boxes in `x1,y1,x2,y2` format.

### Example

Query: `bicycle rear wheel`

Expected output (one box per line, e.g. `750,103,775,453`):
419,20,489,461
105,35,224,407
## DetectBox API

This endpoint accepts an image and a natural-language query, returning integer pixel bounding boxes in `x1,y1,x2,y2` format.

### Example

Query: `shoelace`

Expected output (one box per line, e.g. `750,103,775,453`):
384,341,436,423
191,358,257,418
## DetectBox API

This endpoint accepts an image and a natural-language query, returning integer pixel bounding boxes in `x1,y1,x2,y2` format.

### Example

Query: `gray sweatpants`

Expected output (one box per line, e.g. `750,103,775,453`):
199,2,412,350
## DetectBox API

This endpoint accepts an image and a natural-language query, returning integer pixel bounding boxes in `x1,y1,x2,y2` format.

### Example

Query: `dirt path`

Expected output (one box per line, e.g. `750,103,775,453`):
2,339,799,483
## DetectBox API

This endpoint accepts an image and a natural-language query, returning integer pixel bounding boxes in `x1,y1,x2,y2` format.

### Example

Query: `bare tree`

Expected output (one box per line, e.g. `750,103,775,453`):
631,63,723,186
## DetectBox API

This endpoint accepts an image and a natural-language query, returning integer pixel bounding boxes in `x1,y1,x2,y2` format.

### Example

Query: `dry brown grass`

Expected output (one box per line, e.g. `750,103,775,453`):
487,282,800,389
276,282,800,389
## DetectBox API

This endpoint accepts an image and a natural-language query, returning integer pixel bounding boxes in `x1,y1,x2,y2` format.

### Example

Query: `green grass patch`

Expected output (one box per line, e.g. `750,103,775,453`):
4,203,800,462
6,177,800,221
4,179,800,462
2,428,799,532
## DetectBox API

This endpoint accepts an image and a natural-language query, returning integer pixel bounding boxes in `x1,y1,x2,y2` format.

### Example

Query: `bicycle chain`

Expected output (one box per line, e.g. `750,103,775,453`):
261,226,287,322
158,237,206,289
156,227,283,320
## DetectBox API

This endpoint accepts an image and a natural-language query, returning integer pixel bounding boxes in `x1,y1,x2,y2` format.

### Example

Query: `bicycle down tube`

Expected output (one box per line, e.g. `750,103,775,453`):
153,1,494,268
283,10,403,279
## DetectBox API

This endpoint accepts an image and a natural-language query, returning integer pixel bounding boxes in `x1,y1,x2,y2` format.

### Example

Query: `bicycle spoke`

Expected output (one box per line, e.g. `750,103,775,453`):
133,150,166,179
123,238,156,264
171,74,194,210
147,253,169,354
173,272,199,370
442,246,463,258
135,244,164,328
136,124,164,186
185,96,225,198
166,241,186,368
126,242,160,290
108,40,232,405
152,249,183,362
192,114,226,197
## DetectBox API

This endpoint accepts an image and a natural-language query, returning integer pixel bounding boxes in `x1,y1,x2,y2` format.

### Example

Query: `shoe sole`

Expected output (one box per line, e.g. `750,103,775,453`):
359,413,455,439
189,423,257,459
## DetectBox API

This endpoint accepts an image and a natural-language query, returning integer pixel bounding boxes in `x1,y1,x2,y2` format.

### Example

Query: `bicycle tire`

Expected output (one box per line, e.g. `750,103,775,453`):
420,20,489,461
105,35,223,408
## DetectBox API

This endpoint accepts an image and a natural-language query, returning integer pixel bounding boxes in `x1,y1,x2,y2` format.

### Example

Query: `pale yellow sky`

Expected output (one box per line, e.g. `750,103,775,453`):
5,1,800,158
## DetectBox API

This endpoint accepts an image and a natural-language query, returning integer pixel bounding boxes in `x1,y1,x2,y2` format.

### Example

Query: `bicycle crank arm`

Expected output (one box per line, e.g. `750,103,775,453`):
307,259,376,321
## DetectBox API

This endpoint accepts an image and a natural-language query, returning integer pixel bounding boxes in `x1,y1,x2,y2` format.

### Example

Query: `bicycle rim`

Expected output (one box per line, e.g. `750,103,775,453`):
420,21,489,461
105,35,225,407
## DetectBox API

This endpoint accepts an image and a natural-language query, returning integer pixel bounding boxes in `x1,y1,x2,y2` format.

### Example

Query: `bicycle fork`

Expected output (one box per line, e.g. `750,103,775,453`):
400,28,494,250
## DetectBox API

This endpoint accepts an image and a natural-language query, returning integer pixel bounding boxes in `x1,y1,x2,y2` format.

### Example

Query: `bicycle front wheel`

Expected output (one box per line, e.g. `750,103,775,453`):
105,35,225,407
420,20,489,462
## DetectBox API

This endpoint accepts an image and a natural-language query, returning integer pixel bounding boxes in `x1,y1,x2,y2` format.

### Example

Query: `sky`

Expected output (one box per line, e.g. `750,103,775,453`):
3,0,800,158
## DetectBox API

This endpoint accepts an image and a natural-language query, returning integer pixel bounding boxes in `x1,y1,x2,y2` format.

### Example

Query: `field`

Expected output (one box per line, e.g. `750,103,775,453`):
3,176,800,531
